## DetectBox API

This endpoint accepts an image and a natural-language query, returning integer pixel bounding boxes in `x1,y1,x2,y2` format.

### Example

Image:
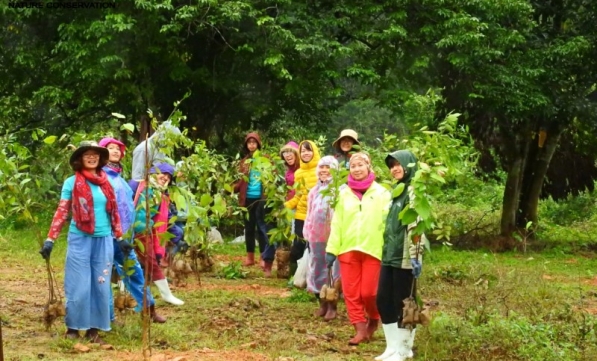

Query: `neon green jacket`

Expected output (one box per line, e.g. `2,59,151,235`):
326,182,391,260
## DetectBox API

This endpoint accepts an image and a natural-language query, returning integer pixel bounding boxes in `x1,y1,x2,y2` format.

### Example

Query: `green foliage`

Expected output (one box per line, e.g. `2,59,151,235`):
234,145,297,247
535,189,597,251
3,0,596,242
285,288,315,303
364,111,478,246
323,166,350,211
327,99,406,149
171,138,238,249
219,261,248,280
433,265,469,285
539,191,597,227
0,133,43,223
429,310,597,361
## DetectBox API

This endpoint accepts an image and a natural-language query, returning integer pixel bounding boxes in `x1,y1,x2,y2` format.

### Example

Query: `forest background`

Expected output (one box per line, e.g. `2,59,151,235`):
2,1,597,360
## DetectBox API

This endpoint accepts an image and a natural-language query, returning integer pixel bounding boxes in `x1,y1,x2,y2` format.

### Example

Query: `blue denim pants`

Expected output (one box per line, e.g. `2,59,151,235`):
64,233,113,331
244,198,276,261
110,238,155,320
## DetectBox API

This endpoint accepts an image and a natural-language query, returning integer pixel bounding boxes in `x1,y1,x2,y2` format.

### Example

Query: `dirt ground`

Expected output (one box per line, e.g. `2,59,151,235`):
0,261,287,361
0,255,373,361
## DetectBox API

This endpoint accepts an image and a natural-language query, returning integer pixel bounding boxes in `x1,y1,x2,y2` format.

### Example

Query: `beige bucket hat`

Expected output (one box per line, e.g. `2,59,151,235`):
332,129,360,149
69,140,109,169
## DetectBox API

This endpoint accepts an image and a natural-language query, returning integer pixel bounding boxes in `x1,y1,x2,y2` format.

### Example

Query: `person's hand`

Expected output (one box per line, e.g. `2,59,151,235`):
40,240,54,260
117,238,134,257
156,253,163,265
410,258,422,279
325,253,337,268
175,241,189,255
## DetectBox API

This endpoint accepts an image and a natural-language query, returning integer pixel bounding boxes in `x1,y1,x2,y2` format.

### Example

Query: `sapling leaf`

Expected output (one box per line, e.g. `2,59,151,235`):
200,194,213,207
43,135,57,145
392,183,405,198
120,123,135,132
414,196,431,220
400,208,418,225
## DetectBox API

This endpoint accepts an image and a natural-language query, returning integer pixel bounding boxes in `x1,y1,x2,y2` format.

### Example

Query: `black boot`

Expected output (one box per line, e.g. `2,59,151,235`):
64,328,79,340
85,328,107,345
289,261,298,278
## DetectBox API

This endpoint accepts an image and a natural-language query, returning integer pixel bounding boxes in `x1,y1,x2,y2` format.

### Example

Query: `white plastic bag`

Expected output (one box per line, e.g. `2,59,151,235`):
231,230,245,244
207,226,223,244
293,248,310,288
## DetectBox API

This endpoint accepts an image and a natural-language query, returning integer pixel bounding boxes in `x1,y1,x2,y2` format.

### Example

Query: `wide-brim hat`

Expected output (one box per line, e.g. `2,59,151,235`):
332,129,360,149
69,140,109,169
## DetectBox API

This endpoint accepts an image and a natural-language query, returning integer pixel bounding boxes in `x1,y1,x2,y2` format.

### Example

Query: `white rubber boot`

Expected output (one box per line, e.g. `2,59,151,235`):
384,328,411,361
154,279,184,306
406,328,416,358
375,323,400,360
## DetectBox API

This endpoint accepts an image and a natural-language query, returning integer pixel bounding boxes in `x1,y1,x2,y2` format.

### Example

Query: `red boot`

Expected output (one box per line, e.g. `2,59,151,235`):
314,299,328,317
150,305,167,323
263,261,273,277
366,318,379,340
348,322,369,345
324,301,337,321
243,252,255,266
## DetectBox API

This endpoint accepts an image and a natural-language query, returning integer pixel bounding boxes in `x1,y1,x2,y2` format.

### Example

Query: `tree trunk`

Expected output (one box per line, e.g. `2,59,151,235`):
519,125,564,225
500,155,524,237
138,113,154,142
500,130,532,238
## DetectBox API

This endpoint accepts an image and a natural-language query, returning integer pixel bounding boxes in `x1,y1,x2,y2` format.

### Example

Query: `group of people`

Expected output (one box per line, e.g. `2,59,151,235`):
39,125,426,361
236,129,425,361
39,122,187,345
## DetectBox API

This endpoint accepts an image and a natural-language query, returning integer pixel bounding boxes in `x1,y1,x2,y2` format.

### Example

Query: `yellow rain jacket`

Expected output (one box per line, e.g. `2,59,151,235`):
284,140,321,220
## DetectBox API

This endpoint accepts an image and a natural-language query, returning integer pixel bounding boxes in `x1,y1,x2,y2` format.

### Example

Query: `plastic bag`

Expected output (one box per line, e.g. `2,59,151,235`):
231,230,245,244
293,248,310,288
207,226,223,244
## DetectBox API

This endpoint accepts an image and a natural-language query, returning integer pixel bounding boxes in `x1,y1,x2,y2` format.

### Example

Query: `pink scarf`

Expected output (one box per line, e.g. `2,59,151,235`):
347,172,376,200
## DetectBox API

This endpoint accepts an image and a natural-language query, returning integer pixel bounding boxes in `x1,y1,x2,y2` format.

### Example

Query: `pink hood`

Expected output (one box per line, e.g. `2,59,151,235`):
280,141,299,200
99,137,126,160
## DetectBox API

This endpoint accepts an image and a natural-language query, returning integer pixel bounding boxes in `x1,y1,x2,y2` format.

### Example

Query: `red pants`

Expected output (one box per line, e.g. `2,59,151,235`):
338,251,381,324
134,234,165,282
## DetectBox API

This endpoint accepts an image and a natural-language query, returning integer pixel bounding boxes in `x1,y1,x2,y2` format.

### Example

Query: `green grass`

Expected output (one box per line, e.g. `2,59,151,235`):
2,225,597,360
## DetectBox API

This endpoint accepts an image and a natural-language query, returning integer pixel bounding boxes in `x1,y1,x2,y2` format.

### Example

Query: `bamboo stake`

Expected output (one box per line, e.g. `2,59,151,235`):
0,317,4,361
142,132,151,361
0,308,4,361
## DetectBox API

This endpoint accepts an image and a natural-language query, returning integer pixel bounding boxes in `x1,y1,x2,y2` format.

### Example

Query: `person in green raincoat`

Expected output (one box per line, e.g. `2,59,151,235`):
375,150,425,361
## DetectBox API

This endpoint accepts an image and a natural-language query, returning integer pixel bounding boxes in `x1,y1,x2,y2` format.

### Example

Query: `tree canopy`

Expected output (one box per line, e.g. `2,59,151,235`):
2,0,597,245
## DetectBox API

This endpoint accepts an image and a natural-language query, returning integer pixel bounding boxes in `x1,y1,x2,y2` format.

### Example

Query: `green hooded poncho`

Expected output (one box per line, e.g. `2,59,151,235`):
382,150,423,268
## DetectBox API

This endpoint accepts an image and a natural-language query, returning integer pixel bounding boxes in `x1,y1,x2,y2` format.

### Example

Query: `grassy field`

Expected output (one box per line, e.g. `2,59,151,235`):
2,226,597,361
